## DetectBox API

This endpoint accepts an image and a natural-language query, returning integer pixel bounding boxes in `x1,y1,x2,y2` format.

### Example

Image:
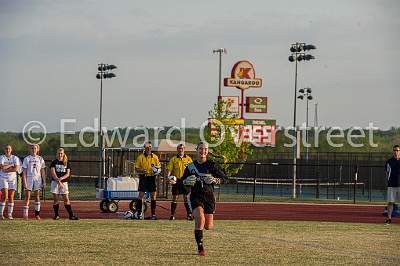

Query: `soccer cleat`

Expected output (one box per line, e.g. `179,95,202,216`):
35,215,41,221
69,215,79,220
187,215,193,221
8,215,14,220
53,215,60,220
0,216,4,220
198,249,207,256
385,219,392,225
169,215,175,221
150,215,158,220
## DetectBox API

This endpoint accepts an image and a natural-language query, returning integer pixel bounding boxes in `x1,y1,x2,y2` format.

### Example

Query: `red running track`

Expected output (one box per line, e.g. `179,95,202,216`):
3,200,389,224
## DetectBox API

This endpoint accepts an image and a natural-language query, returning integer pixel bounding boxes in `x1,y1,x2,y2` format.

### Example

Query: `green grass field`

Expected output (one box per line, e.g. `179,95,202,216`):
1,219,399,265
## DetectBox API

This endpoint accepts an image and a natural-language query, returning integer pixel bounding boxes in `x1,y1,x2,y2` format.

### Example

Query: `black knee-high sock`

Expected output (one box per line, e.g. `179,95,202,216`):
136,199,143,214
184,201,191,216
53,204,59,216
171,202,177,216
64,204,74,217
195,230,204,251
151,200,156,216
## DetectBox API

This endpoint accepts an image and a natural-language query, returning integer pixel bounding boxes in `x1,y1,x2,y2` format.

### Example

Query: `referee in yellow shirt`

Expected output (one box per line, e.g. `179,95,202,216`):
134,141,161,220
166,143,193,220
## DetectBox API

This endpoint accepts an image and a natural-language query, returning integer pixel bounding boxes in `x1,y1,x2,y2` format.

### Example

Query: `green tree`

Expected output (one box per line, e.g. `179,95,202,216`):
205,100,253,176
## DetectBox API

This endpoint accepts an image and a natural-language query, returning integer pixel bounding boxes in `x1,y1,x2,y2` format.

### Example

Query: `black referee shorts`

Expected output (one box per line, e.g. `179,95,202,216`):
189,191,215,214
138,175,157,192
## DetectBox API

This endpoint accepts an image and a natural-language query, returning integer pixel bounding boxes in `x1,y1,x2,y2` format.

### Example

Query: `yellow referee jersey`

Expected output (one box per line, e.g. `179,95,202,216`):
166,154,193,179
135,153,161,176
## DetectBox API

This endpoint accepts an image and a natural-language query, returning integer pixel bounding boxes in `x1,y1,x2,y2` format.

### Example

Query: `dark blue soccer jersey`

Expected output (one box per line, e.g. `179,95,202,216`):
385,157,400,187
181,160,226,195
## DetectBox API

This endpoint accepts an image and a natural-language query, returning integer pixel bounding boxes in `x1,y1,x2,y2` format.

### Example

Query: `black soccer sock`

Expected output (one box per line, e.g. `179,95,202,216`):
195,230,204,251
35,210,40,216
171,202,177,216
151,200,156,216
64,204,74,217
184,201,192,216
136,199,143,214
53,204,59,216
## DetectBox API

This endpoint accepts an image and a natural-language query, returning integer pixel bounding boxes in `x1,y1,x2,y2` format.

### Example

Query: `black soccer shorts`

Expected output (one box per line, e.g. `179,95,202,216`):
189,191,215,214
138,175,157,192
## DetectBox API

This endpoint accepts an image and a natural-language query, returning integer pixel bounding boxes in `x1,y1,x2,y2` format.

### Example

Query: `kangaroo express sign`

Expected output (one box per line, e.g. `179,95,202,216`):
210,60,276,146
224,60,262,90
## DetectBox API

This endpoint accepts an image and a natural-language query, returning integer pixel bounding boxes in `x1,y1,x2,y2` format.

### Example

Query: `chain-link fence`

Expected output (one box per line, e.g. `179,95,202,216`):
11,150,390,203
215,161,385,202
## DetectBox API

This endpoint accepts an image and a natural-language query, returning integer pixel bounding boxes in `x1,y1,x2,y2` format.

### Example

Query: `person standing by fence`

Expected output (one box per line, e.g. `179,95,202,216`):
0,145,21,220
22,144,46,220
50,148,78,220
181,141,226,256
166,143,193,221
385,144,400,225
134,141,161,220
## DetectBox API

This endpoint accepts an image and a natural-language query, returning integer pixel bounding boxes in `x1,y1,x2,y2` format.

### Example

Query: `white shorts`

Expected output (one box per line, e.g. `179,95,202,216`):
25,177,42,191
0,178,17,190
387,187,400,203
50,180,69,195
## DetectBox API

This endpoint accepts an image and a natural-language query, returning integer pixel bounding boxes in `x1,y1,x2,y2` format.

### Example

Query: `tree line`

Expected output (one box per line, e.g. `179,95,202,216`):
0,126,398,156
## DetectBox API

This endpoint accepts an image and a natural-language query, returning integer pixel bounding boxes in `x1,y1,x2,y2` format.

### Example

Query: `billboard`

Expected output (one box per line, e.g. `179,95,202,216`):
246,97,268,113
219,96,239,113
208,119,276,146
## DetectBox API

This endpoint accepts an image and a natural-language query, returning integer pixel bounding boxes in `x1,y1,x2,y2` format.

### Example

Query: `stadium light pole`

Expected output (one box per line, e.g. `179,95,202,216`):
298,87,313,161
96,63,117,188
213,48,227,99
288,42,316,198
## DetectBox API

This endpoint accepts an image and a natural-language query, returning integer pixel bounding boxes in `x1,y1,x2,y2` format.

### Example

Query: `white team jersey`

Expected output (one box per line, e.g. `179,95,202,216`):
0,154,21,179
22,155,46,179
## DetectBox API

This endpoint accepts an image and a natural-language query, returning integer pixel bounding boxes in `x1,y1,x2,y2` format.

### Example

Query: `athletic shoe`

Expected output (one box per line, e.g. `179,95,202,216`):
134,212,143,220
8,215,14,220
150,215,158,220
169,215,175,220
0,216,4,220
187,215,193,221
385,219,392,225
35,215,41,221
198,249,207,256
69,215,79,220
53,215,60,220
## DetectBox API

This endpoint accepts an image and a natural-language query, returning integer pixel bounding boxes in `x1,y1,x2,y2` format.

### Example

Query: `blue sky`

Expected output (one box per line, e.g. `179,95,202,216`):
0,0,399,132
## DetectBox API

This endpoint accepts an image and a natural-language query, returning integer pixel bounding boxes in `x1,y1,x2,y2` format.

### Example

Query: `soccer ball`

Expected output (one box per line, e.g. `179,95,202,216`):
152,166,161,175
168,175,177,185
123,211,134,220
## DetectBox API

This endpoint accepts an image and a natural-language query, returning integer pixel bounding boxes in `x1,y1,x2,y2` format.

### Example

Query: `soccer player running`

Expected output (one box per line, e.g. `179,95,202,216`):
181,141,226,256
0,145,21,220
22,144,46,220
50,148,78,220
134,141,161,220
385,144,400,225
166,143,193,221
